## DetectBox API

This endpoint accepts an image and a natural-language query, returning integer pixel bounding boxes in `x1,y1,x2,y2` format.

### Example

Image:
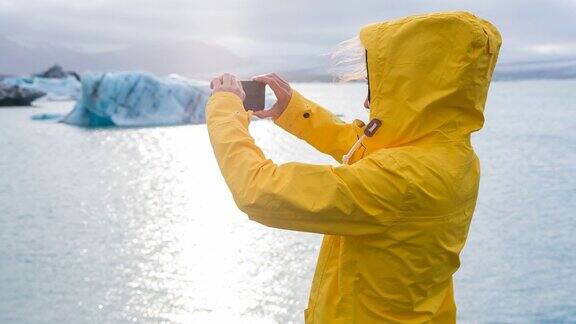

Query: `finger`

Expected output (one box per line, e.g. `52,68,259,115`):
262,76,287,99
253,74,288,98
211,77,222,90
227,74,237,90
236,80,245,98
255,73,289,88
253,75,282,94
222,73,232,86
251,74,267,81
253,109,276,118
236,80,244,92
252,74,274,84
271,73,289,87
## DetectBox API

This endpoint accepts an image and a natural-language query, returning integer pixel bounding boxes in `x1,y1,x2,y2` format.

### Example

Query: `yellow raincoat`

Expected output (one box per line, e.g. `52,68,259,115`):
206,11,501,324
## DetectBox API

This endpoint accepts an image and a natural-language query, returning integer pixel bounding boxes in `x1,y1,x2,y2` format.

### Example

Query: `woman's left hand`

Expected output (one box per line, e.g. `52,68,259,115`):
210,73,245,101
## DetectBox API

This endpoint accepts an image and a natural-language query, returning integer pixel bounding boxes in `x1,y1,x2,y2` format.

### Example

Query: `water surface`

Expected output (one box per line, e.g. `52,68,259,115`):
0,81,575,323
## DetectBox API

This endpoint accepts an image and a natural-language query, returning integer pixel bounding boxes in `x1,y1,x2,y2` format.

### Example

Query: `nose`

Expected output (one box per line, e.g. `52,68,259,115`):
364,96,370,109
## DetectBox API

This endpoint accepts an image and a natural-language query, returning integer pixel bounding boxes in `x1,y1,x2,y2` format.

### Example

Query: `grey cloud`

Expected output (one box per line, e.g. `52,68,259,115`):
1,0,576,63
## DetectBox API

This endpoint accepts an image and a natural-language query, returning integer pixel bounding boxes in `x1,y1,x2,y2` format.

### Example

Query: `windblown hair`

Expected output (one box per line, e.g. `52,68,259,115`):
330,36,367,83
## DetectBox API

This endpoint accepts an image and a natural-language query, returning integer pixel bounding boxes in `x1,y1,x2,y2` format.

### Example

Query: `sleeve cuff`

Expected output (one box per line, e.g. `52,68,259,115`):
205,91,257,130
273,90,310,137
206,91,246,120
208,91,244,111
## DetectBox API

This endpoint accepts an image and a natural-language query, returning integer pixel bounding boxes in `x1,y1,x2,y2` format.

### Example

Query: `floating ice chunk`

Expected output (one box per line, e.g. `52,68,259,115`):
1,76,80,101
31,113,64,121
0,83,45,106
62,72,211,127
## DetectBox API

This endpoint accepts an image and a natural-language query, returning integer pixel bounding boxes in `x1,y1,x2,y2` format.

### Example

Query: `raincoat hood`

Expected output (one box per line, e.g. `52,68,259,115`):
360,11,501,148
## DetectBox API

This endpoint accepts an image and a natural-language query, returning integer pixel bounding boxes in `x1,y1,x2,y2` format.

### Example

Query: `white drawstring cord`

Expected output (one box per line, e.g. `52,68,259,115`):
341,118,382,165
342,135,366,165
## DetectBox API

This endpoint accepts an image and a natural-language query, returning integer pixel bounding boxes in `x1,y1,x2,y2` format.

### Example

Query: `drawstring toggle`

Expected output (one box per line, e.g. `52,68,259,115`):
342,118,381,165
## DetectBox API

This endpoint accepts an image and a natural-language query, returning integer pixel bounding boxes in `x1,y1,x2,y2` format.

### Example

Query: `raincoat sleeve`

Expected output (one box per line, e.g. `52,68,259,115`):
206,92,408,235
273,90,363,162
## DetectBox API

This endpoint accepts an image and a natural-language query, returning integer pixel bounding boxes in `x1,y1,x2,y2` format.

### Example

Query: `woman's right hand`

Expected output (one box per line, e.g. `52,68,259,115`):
251,73,292,119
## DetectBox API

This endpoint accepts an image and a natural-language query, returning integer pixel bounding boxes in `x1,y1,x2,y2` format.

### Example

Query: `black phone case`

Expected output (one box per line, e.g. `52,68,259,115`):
241,81,266,111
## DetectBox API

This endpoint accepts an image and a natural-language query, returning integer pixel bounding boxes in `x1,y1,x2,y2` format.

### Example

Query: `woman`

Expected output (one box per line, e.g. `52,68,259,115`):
206,11,501,323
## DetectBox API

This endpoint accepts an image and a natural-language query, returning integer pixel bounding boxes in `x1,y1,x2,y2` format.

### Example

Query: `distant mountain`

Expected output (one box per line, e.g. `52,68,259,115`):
493,58,576,81
279,57,576,82
0,36,333,81
246,53,333,82
0,36,246,78
3,35,576,82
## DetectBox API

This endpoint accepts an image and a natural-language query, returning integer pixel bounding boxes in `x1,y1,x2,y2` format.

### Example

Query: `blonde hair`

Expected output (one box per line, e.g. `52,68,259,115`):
330,36,367,83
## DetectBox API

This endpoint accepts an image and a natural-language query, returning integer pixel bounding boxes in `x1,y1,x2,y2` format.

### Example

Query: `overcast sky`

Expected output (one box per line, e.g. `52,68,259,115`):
1,0,576,63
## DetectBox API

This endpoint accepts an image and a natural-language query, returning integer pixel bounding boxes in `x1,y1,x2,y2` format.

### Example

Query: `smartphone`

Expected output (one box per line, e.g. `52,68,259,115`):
241,81,266,111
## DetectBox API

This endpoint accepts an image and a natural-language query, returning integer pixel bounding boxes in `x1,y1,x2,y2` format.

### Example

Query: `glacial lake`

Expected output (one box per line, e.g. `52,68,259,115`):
1,81,575,323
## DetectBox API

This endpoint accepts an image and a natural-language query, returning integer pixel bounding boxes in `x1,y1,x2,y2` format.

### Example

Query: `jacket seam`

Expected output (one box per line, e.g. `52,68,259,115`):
248,200,474,227
379,152,415,214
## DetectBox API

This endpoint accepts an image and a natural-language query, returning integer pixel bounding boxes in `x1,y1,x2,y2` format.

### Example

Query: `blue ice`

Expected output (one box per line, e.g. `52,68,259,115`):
1,76,80,101
62,72,211,127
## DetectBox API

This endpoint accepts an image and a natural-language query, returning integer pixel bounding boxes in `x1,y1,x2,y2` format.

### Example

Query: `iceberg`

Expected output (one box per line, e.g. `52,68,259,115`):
62,72,211,127
0,83,45,106
1,76,81,101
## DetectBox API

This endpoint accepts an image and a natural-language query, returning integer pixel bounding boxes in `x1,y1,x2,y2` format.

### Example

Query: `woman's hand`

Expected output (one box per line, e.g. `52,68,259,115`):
251,73,292,119
210,73,245,101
